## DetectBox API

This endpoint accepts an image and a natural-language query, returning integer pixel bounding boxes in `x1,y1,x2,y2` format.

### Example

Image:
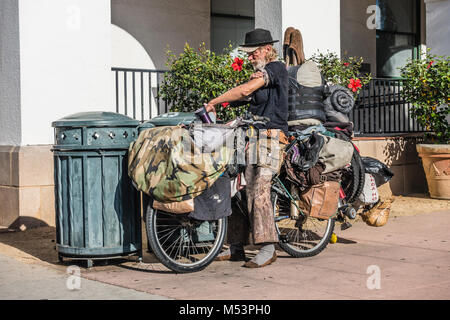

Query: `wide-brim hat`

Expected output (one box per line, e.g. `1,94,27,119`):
239,28,279,52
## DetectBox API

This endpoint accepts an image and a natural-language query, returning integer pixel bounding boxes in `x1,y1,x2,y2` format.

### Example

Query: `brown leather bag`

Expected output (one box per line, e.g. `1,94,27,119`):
298,181,340,219
153,198,194,214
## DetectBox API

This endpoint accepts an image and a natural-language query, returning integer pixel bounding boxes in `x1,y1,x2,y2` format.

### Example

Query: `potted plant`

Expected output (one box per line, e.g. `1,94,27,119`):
158,43,253,122
400,50,450,199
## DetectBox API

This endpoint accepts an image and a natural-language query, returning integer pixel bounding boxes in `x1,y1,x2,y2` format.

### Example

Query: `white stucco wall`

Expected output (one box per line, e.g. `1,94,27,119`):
18,0,112,145
0,0,21,146
281,0,341,59
425,0,450,56
111,0,210,69
255,0,282,54
111,24,156,70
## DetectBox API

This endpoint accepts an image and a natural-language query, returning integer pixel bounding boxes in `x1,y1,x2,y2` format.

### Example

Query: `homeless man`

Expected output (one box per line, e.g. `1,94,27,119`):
205,28,289,268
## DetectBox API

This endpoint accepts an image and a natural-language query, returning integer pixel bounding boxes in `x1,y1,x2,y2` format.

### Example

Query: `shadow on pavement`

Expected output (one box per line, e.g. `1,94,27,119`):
0,225,59,265
336,237,358,244
0,221,166,271
117,262,177,274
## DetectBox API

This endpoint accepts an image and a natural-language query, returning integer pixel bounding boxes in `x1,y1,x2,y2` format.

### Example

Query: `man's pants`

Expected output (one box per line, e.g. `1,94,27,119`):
227,166,279,245
227,134,286,245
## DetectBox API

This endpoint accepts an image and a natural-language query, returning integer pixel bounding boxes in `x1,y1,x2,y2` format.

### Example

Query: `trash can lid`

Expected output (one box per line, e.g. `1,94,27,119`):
137,121,156,132
145,112,196,126
52,111,139,127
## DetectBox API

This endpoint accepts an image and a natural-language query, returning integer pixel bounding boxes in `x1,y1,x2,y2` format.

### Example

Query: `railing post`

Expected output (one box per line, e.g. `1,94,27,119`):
111,67,169,121
353,77,428,136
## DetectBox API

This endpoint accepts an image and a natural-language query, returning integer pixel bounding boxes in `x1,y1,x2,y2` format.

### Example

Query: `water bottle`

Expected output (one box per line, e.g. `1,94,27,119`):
195,106,214,123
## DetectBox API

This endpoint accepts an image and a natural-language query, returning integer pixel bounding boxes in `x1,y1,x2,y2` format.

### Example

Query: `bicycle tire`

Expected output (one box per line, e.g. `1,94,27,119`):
345,146,365,203
145,204,227,273
272,191,335,258
334,132,365,203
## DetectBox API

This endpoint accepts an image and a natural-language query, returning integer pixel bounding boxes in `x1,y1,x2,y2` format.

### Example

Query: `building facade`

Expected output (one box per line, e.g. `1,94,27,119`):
0,0,448,228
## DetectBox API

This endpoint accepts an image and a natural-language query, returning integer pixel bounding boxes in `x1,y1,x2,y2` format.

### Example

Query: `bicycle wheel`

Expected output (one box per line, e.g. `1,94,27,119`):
342,147,365,203
333,132,365,203
145,204,227,273
272,191,335,257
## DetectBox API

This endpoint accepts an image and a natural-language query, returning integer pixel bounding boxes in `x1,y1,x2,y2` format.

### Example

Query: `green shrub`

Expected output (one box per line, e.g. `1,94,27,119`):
400,49,450,144
311,51,372,97
158,43,253,122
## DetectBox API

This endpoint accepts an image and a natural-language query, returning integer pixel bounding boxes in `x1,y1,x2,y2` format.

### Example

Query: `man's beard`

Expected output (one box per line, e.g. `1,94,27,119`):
252,58,266,71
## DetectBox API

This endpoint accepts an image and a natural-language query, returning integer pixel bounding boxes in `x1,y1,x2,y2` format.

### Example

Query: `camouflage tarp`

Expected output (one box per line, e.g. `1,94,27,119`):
128,125,234,203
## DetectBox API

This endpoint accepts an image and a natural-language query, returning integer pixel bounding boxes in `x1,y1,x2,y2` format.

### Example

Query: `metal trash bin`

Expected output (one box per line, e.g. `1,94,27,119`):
52,112,141,268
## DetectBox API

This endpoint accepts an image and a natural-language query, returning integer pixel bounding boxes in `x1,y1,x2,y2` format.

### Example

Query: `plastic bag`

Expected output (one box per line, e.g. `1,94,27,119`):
358,173,379,204
361,157,394,187
360,199,394,227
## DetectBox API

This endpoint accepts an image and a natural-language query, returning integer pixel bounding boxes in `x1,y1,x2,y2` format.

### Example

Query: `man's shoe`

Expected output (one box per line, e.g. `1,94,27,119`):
243,251,277,268
215,250,246,262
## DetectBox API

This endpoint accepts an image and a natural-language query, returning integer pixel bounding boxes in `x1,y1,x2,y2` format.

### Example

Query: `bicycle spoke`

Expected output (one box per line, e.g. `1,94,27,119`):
273,190,333,256
167,233,183,258
158,226,181,247
148,208,225,272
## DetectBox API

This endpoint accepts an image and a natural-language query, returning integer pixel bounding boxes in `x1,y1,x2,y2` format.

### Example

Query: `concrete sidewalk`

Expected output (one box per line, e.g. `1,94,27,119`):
81,210,450,300
0,210,449,300
0,254,170,300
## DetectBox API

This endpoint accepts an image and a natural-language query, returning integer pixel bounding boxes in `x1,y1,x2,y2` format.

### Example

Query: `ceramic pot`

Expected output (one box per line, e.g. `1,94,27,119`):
416,144,450,200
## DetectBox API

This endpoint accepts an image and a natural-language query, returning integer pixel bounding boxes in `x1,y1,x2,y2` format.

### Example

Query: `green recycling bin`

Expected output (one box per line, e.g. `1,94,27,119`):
52,112,141,267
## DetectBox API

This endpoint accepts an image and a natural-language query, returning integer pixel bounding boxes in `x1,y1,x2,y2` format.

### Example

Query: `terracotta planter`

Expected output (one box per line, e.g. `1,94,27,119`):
416,144,450,199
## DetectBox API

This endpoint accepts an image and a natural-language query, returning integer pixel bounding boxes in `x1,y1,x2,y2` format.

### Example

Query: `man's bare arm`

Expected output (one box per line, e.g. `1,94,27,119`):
205,77,265,114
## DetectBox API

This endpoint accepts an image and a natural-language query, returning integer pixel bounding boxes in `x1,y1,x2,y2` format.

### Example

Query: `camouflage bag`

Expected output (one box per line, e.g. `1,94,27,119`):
128,125,234,203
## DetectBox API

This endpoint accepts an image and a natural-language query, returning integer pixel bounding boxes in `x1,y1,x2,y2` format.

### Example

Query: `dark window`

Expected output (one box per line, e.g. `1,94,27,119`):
376,0,420,78
210,0,255,54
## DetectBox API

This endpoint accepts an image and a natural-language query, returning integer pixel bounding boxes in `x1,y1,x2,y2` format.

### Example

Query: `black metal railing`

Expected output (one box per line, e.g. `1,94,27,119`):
112,68,424,136
350,78,425,136
112,67,168,121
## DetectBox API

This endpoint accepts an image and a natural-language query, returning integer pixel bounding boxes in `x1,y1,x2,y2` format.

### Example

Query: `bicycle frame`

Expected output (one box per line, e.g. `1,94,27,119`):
234,120,341,224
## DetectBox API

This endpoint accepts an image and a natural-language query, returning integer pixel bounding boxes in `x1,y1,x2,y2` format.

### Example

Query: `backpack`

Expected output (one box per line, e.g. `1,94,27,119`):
287,60,328,123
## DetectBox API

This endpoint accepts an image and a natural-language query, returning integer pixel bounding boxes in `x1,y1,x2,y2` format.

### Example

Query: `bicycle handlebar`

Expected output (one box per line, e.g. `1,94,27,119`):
240,114,271,126
252,115,271,123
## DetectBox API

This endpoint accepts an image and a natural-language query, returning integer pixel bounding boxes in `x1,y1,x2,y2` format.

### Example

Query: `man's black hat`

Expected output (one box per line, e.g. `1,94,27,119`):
239,28,279,52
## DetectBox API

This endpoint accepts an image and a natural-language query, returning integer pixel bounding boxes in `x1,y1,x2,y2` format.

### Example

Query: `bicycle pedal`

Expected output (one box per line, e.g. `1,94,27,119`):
344,207,357,220
279,234,289,243
341,222,352,230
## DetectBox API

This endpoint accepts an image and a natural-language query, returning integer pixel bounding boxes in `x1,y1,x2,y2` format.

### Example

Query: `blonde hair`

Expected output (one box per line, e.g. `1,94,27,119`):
264,45,278,63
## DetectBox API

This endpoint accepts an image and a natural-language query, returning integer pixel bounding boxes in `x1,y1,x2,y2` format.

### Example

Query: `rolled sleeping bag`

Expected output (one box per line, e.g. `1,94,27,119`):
324,109,349,123
323,85,354,123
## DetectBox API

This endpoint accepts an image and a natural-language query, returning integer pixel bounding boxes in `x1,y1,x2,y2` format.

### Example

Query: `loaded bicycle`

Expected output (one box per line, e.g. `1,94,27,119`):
143,114,365,273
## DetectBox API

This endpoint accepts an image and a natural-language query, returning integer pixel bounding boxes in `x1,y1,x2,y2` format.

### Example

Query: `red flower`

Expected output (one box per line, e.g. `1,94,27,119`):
348,78,362,92
343,62,350,67
427,60,434,69
221,102,230,108
231,58,244,71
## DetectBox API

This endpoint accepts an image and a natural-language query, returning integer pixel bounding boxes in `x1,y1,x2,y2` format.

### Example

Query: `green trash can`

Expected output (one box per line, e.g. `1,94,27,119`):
52,112,141,268
137,119,155,134
141,112,196,127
